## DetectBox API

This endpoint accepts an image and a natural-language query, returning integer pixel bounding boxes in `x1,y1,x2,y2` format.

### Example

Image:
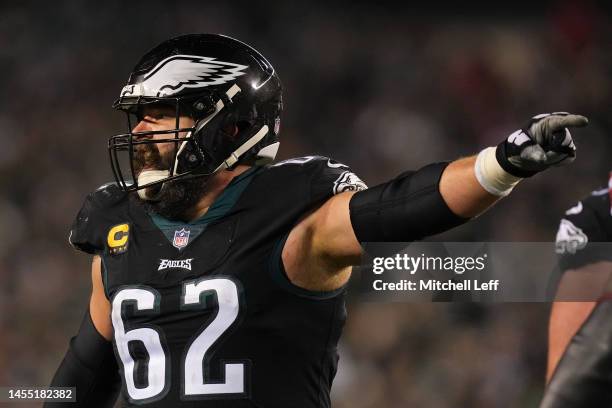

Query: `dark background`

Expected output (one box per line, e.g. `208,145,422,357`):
1,1,611,406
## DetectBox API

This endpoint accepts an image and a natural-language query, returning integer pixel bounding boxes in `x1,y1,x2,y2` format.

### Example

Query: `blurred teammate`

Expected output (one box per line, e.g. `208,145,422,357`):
541,177,612,407
44,33,588,408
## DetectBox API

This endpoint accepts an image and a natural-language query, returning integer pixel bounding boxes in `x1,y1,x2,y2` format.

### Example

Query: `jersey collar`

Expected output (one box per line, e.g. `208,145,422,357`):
145,166,262,250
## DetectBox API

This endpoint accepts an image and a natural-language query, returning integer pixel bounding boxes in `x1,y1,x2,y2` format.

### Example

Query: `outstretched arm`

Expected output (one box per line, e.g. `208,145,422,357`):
284,113,588,290
283,156,496,291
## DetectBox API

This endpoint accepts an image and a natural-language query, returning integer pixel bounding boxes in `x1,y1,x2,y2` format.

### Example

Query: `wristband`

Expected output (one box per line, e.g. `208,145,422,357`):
475,147,522,197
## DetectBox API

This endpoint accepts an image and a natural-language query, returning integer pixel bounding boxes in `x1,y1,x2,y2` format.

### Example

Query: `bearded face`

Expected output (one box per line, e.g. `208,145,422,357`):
126,105,211,222
132,139,211,222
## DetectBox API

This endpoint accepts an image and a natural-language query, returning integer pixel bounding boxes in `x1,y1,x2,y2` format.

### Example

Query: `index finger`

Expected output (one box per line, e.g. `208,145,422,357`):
548,114,589,132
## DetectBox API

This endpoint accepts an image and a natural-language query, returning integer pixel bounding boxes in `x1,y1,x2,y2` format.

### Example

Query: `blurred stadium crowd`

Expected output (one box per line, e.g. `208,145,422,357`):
1,1,610,407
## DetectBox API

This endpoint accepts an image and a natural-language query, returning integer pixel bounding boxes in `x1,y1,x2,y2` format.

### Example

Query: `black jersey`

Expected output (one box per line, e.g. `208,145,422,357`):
68,156,367,408
544,178,612,407
555,180,612,272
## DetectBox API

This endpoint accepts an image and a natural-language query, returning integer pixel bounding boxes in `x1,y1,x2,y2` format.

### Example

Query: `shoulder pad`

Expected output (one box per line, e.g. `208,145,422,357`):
556,189,612,271
68,183,129,254
91,183,128,208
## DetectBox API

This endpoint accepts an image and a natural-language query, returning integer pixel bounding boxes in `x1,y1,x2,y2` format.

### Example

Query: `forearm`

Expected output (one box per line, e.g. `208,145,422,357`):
349,162,468,243
349,148,523,243
439,155,500,218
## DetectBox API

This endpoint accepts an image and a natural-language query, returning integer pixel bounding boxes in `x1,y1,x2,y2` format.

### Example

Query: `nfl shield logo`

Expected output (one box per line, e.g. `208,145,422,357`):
173,228,190,249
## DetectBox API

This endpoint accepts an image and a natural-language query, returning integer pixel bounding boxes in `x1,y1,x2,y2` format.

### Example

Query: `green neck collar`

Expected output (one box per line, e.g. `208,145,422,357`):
149,166,261,248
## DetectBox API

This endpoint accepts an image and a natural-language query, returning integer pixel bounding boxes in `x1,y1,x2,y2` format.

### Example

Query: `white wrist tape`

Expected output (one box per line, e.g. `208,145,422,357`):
474,147,522,197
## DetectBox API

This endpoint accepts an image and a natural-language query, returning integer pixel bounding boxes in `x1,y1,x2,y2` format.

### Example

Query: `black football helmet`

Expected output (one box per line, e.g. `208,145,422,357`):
109,33,282,198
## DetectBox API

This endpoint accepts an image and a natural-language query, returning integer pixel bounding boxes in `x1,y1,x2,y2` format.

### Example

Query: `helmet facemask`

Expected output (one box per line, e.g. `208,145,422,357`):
109,96,199,199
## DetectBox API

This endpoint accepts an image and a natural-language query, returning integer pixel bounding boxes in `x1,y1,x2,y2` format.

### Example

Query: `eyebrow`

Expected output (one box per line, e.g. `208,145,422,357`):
141,106,175,116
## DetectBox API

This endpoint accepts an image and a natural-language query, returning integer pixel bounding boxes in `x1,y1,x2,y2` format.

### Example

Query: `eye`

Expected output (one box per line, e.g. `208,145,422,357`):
134,105,176,122
149,108,175,120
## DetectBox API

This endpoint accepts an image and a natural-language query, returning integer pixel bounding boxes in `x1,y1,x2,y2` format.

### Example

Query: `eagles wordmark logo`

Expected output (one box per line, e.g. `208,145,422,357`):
121,54,249,97
158,258,194,271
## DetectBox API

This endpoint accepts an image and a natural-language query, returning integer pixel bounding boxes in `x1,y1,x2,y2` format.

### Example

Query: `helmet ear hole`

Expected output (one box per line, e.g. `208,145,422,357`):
236,120,250,133
191,96,216,119
221,123,240,139
226,120,251,143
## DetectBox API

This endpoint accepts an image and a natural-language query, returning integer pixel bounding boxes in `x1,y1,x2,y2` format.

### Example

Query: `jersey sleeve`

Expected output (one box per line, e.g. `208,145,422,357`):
68,183,127,255
270,155,367,205
555,191,612,271
306,156,368,202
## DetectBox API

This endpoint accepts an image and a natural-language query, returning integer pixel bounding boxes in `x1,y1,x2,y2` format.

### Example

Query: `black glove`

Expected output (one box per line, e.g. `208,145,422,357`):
496,112,588,177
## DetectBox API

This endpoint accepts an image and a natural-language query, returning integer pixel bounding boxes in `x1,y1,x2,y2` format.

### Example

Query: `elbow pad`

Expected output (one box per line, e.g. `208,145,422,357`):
44,309,120,408
349,162,467,243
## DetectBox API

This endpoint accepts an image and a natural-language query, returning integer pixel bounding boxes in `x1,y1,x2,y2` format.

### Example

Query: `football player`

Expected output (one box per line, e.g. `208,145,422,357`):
541,181,612,407
44,34,588,408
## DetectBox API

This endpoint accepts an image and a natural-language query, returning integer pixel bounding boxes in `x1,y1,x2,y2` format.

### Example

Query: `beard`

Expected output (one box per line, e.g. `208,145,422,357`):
132,141,211,222
135,176,211,221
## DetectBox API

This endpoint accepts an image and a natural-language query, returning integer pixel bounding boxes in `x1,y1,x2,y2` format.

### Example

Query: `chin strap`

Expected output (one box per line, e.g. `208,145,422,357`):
215,124,269,171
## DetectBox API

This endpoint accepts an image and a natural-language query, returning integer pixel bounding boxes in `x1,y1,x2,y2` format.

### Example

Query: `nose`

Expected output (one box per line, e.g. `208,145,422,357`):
132,119,150,133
